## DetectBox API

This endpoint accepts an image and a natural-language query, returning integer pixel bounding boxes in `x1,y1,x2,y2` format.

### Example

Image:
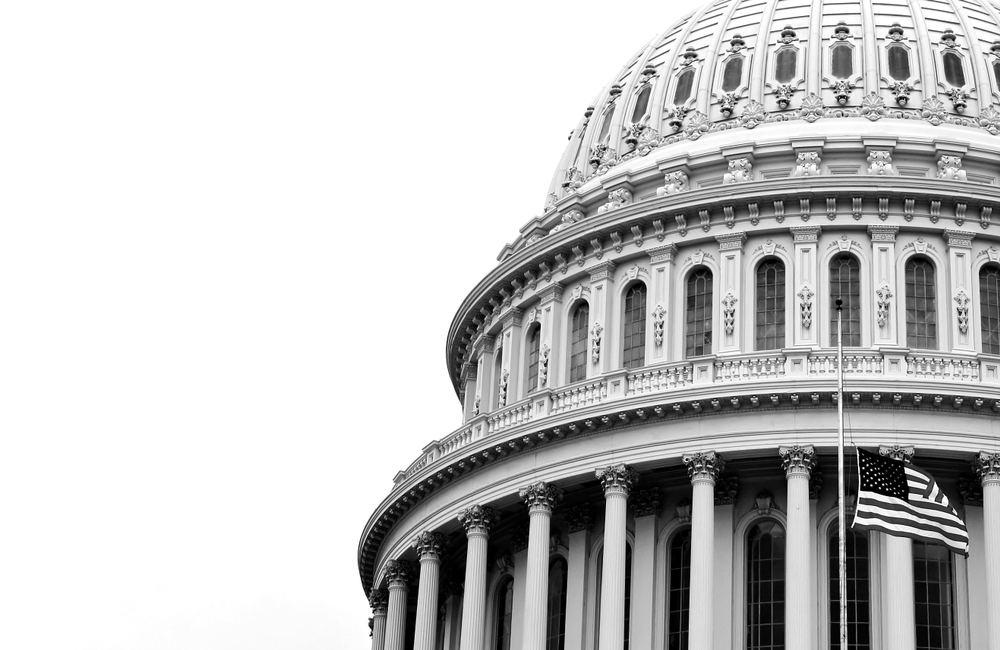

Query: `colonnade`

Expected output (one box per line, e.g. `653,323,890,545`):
368,447,1000,650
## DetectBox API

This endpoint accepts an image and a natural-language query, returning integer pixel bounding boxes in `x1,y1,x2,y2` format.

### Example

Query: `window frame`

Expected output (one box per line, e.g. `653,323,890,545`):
568,300,591,383
524,324,541,396
754,257,787,351
828,253,863,347
685,266,714,357
621,281,648,370
732,509,789,650
903,254,939,350
978,262,1000,355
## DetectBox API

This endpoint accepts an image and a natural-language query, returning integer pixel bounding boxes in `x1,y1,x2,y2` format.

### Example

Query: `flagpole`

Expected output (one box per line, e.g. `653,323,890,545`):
836,298,847,650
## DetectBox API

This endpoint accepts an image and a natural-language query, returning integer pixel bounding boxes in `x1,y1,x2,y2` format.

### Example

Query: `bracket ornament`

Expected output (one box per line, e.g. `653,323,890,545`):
792,152,821,177
937,156,967,181
867,150,895,176
598,188,633,215
656,171,688,196
832,79,854,105
723,158,753,183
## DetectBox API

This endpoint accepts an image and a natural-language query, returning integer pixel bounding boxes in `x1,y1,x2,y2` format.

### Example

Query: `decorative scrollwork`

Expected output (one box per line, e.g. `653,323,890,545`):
922,96,948,126
653,303,667,346
860,92,886,120
799,92,824,121
656,170,688,196
722,292,738,334
831,79,854,105
798,284,814,329
723,158,753,183
876,284,893,327
590,322,603,364
955,291,971,334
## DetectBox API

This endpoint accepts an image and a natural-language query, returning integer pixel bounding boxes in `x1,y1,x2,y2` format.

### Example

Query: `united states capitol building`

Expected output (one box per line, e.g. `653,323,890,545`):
358,0,1000,648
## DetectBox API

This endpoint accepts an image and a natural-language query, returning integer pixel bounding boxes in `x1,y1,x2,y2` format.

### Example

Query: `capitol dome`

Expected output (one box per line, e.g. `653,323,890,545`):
360,1,1000,650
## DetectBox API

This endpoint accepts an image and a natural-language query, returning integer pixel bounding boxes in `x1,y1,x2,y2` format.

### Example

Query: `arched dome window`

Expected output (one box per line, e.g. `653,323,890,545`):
667,528,692,649
746,520,785,650
569,302,590,383
598,105,616,143
686,268,713,357
831,42,853,79
827,524,870,649
942,51,966,87
755,259,786,351
721,56,744,92
673,69,695,104
623,283,648,369
905,257,937,349
887,44,911,81
913,541,955,650
981,264,1000,354
546,557,568,650
526,325,541,394
631,85,651,123
775,48,797,83
830,254,861,346
494,576,515,650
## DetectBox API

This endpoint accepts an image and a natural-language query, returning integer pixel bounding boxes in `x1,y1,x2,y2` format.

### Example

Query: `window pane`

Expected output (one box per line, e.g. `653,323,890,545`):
981,265,1000,354
631,86,651,123
831,43,853,79
722,57,744,92
546,558,568,650
570,303,590,382
526,326,540,394
913,542,955,650
830,255,861,346
674,69,695,104
747,521,786,650
828,527,871,649
598,105,616,142
756,260,786,350
906,257,937,349
623,284,647,369
775,48,797,83
888,45,911,80
668,529,692,650
686,268,714,357
943,51,965,87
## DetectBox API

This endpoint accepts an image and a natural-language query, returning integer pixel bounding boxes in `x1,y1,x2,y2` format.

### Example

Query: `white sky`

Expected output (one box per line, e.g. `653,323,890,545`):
1,1,688,648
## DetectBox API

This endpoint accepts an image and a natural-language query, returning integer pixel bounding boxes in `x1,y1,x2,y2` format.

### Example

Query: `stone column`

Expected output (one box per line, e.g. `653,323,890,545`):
384,560,413,650
630,488,661,650
779,445,816,650
369,589,389,650
976,452,1000,650
596,464,639,650
412,532,446,650
880,444,915,650
682,451,724,650
518,481,563,650
564,505,594,650
457,505,498,650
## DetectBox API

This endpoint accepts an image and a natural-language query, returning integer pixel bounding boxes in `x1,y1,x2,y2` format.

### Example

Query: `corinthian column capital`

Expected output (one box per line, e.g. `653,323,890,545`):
369,588,389,615
879,444,914,463
519,481,563,513
412,532,447,561
779,444,816,478
975,451,1000,485
596,463,638,497
457,505,499,537
683,451,724,484
384,560,414,589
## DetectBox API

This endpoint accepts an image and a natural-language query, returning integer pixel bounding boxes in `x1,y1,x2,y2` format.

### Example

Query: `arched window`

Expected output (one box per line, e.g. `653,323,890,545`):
830,254,861,346
746,520,786,650
674,69,695,104
913,541,955,650
686,268,713,357
755,259,786,350
494,577,515,650
598,105,616,142
546,557,568,650
981,264,1000,354
943,51,965,87
623,284,647,369
775,48,797,83
722,57,744,92
667,529,692,650
526,325,541,394
887,44,911,80
827,525,870,649
631,86,651,123
595,544,634,649
570,303,590,382
831,42,853,79
905,257,937,349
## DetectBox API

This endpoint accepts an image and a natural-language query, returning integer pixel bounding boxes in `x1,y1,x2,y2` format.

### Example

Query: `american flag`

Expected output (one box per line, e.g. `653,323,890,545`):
852,448,969,556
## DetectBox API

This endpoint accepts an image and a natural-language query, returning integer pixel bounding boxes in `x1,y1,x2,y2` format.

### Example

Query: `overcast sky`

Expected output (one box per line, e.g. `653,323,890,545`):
1,1,688,648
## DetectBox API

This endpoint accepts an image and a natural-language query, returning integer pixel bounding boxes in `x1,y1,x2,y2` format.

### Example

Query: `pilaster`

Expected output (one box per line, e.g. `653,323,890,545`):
715,233,746,353
630,488,660,650
647,244,677,363
945,230,976,352
499,309,524,404
868,225,898,347
564,505,594,650
790,227,821,347
587,261,617,373
535,284,563,394
474,336,495,415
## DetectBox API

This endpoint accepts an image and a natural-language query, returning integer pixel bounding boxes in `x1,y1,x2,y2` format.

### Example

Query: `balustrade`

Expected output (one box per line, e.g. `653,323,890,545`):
906,354,981,381
627,363,693,396
487,400,533,434
714,354,787,382
551,379,608,414
807,352,884,376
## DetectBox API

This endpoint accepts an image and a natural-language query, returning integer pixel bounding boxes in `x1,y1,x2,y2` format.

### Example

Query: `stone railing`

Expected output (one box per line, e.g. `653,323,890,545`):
487,399,533,435
906,354,981,381
714,354,787,382
807,353,884,376
437,427,475,456
551,379,608,415
627,362,694,396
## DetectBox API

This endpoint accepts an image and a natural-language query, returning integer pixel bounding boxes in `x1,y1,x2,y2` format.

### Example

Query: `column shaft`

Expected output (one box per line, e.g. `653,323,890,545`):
785,474,811,650
598,490,628,650
984,480,1000,650
385,584,409,650
371,613,387,650
521,507,552,650
459,531,489,650
413,557,441,650
883,535,915,650
688,477,715,650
